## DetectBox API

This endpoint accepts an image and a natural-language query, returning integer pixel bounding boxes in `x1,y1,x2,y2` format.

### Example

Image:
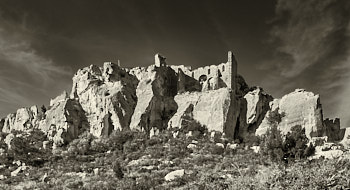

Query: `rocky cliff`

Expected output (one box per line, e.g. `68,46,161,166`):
129,63,178,136
70,62,138,137
0,52,346,146
256,89,329,139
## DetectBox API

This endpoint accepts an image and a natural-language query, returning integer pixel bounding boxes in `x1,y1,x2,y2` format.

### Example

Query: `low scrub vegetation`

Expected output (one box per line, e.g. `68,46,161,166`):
0,123,348,189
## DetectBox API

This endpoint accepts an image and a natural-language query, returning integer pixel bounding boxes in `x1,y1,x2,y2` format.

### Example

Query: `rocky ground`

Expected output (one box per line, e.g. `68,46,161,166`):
0,128,349,190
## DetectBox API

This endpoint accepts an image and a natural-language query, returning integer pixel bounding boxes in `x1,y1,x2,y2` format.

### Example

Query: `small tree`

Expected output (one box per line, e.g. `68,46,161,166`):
260,124,284,162
112,160,124,179
283,125,315,161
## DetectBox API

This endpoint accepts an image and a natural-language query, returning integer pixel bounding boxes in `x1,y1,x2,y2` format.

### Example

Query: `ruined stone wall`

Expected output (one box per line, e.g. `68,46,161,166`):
323,118,345,142
170,51,237,93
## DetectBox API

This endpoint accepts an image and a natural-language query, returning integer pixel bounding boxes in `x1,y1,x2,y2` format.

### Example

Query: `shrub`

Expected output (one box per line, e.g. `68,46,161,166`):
6,129,51,166
259,125,284,162
267,109,285,126
283,125,315,160
67,132,94,155
260,124,315,163
112,160,124,179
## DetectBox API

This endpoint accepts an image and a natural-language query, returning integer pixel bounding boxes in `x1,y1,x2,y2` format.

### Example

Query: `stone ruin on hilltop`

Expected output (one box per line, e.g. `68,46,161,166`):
0,51,348,146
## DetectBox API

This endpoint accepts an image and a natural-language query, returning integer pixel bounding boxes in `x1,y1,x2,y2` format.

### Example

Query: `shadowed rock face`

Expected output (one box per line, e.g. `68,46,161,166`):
244,87,273,133
323,118,346,142
70,62,138,137
39,99,89,146
129,65,178,135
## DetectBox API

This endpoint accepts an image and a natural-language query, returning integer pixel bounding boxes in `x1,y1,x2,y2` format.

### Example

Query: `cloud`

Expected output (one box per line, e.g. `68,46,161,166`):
0,21,72,117
265,0,350,127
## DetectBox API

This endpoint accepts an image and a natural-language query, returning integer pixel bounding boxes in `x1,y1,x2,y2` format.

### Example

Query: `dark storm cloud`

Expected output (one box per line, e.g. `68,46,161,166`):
262,0,350,127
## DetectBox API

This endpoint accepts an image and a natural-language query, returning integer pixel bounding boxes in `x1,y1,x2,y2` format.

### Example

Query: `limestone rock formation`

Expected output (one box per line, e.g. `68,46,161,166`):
256,89,324,139
244,87,273,127
0,51,345,146
129,64,178,135
70,62,138,137
50,91,69,107
1,106,40,133
168,88,238,137
39,99,88,146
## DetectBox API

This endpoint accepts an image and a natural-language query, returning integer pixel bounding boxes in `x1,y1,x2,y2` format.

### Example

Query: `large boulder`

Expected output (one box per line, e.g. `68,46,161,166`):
256,89,324,139
1,106,40,133
168,88,239,138
70,62,138,137
39,99,88,146
129,64,178,135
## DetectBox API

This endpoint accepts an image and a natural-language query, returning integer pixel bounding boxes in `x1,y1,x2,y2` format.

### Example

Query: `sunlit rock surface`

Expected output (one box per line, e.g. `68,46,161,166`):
1,106,40,133
168,88,238,137
39,99,89,146
70,62,138,137
256,89,324,139
244,87,273,135
129,64,178,135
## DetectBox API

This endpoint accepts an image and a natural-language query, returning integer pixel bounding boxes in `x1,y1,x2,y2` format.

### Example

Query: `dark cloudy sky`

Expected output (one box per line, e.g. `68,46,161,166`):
0,0,349,128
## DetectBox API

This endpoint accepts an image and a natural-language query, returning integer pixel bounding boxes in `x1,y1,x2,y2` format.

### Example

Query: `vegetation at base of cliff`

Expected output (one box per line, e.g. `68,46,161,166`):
0,127,349,189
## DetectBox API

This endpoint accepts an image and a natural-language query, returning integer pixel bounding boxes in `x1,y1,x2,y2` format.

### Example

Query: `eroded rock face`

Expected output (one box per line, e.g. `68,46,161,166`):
1,106,40,133
244,87,273,132
50,91,69,107
129,65,178,135
168,88,239,138
70,62,138,137
39,99,89,146
256,89,324,139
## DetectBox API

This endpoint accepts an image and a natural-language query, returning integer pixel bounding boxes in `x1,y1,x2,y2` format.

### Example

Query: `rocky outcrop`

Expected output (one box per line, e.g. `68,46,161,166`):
168,88,239,138
0,51,345,147
244,87,273,132
50,91,69,107
70,62,138,137
256,89,324,139
129,64,178,135
1,106,40,133
39,99,88,146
